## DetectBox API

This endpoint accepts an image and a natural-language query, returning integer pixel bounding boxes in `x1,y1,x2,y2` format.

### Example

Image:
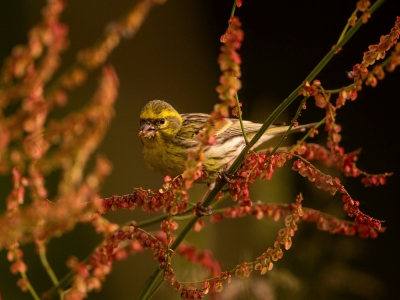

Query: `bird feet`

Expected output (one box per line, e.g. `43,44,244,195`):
195,201,212,217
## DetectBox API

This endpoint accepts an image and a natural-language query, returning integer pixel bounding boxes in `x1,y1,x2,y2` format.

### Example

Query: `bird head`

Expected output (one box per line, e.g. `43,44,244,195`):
139,100,183,143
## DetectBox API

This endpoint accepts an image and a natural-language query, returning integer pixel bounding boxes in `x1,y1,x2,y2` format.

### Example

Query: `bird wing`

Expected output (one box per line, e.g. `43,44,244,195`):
179,113,210,139
219,119,316,138
180,114,255,139
180,113,315,142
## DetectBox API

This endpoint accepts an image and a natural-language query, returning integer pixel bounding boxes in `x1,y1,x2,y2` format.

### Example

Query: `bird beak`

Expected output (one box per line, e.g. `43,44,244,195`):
139,122,157,139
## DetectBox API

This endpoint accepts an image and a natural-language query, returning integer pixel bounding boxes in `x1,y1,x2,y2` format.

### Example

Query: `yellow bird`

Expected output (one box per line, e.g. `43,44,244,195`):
139,100,314,183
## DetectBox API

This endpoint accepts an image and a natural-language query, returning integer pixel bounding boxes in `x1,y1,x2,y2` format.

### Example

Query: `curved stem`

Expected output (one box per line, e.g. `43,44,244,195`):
19,271,40,300
235,93,249,144
38,242,62,298
336,9,358,45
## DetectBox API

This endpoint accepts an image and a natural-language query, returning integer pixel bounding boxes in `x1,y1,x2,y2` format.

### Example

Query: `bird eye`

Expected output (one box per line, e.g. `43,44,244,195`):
159,118,165,125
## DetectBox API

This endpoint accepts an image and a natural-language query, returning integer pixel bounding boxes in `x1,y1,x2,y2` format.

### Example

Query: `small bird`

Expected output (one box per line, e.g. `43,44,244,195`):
139,100,315,184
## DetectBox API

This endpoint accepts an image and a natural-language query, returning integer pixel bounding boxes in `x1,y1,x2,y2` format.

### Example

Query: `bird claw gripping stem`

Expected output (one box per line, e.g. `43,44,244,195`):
195,202,212,217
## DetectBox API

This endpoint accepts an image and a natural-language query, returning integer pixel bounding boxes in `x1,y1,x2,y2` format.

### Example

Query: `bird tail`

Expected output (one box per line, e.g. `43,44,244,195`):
252,122,318,150
265,122,318,136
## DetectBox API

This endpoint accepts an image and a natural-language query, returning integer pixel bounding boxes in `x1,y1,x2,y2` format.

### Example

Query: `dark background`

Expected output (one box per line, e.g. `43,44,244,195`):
1,0,399,299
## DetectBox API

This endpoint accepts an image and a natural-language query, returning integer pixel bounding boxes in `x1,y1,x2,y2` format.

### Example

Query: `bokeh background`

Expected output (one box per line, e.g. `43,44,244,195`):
1,0,399,299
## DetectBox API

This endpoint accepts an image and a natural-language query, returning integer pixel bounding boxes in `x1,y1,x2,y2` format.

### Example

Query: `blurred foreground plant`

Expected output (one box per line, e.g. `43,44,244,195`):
0,0,399,299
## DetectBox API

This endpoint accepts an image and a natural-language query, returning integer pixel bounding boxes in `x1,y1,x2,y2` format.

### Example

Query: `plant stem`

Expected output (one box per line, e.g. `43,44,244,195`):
19,271,40,300
235,93,249,144
38,242,62,298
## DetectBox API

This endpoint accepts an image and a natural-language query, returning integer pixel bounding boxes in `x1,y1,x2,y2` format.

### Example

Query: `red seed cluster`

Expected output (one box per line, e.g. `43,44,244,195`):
335,86,359,108
65,226,137,298
181,16,245,190
180,285,205,300
253,194,304,275
361,174,390,187
348,17,400,82
177,245,221,278
217,16,243,108
302,209,357,235
387,43,400,72
292,159,343,195
228,152,287,206
161,217,178,246
66,225,189,299
182,150,209,190
293,142,392,187
299,80,332,109
221,197,382,239
99,175,188,215
235,262,253,278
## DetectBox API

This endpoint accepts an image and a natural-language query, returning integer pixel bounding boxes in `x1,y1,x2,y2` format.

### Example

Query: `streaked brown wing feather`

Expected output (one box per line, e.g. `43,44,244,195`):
178,113,209,139
179,113,282,141
180,113,240,139
179,112,313,142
